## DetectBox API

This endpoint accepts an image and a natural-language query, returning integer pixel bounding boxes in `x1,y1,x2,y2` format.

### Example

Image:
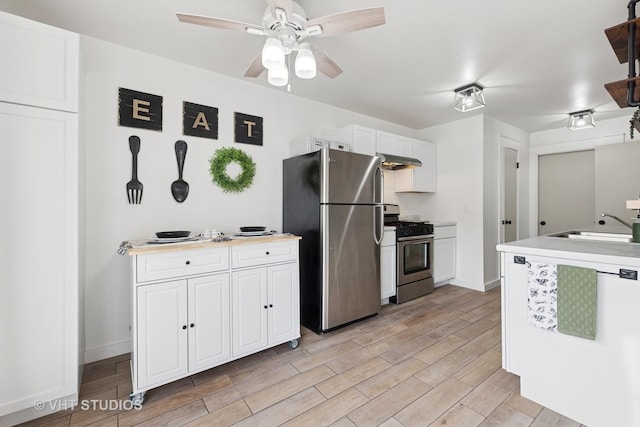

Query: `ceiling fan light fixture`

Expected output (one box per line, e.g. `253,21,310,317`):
267,64,289,86
568,109,595,130
295,43,316,79
261,37,285,70
453,83,486,112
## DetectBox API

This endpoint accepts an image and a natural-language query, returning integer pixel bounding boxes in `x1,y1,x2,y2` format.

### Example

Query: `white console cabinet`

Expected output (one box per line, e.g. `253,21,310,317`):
433,224,456,286
128,237,300,404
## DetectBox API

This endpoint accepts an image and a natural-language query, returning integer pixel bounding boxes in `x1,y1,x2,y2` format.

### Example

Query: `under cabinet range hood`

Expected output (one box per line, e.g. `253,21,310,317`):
377,153,422,170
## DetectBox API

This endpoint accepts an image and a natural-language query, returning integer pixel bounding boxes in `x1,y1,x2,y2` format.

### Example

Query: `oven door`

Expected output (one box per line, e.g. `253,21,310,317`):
397,235,433,285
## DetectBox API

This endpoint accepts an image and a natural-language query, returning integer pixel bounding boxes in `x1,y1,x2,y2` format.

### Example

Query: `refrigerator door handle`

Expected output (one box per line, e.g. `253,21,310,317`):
374,204,384,245
374,165,384,204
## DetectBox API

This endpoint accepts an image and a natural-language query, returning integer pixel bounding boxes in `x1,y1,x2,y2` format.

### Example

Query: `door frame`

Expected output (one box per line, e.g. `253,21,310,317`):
499,136,522,244
528,135,623,237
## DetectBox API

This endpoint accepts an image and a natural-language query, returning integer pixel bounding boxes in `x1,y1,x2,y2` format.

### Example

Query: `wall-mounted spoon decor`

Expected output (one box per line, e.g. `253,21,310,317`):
126,135,143,204
171,140,189,203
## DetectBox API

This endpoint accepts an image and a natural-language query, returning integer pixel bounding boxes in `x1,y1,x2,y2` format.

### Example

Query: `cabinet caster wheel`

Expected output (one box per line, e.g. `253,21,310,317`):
289,338,299,349
129,391,146,406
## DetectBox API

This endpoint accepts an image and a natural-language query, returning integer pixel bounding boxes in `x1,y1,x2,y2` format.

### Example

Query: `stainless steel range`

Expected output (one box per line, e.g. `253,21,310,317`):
384,205,434,304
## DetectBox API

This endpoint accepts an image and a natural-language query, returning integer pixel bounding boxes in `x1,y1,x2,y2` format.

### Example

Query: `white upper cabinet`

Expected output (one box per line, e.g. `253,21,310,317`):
0,11,79,112
335,124,376,156
395,140,437,193
376,131,412,157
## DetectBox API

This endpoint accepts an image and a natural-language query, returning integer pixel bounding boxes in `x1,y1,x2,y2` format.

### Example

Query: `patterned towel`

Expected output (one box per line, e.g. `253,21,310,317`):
527,261,558,330
557,265,597,340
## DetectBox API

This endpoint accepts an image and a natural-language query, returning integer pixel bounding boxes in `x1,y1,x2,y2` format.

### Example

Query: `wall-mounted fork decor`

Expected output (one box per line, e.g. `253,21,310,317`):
126,135,143,204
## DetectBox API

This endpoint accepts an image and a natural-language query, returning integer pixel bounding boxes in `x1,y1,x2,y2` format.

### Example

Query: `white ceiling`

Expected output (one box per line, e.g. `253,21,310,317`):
0,0,634,132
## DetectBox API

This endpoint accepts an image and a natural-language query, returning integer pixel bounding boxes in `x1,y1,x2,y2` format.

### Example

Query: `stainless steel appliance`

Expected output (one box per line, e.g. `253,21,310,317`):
384,205,434,303
283,148,384,333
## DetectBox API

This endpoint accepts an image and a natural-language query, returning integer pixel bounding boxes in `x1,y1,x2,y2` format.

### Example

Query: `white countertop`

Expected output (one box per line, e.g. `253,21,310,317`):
496,225,640,266
429,221,456,227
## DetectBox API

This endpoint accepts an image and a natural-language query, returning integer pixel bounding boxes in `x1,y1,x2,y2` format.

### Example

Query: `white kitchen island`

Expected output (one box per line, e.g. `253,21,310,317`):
497,234,640,427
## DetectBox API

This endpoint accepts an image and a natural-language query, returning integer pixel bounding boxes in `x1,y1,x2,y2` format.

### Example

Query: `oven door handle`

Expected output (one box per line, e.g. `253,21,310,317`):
397,235,434,242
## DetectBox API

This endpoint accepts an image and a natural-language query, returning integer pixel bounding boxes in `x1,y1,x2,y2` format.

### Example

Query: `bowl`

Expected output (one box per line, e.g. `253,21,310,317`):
240,226,266,232
155,230,191,238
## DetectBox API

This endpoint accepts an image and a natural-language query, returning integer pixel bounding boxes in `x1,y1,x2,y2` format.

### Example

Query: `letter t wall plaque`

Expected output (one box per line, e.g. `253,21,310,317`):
118,88,163,131
234,112,263,146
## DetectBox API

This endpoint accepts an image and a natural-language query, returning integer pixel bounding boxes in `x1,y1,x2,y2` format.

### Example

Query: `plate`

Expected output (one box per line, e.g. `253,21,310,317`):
156,230,190,238
150,236,198,243
240,226,266,232
234,231,274,237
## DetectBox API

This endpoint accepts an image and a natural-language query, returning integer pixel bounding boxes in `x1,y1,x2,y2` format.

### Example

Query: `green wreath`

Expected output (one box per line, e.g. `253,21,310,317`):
209,147,256,193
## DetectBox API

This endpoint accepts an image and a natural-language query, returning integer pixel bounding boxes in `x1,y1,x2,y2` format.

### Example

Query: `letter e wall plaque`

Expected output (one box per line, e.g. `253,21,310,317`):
234,112,263,146
118,88,163,131
183,101,218,139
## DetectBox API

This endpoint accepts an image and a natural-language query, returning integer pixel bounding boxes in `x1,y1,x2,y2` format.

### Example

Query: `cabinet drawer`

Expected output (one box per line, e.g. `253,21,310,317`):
434,225,456,239
232,241,297,269
136,247,229,283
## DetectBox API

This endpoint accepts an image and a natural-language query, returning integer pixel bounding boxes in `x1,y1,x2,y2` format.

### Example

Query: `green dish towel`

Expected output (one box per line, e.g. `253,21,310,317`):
557,265,597,340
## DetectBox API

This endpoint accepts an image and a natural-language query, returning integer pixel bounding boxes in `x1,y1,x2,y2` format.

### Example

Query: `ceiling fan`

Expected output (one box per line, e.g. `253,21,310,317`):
176,0,385,87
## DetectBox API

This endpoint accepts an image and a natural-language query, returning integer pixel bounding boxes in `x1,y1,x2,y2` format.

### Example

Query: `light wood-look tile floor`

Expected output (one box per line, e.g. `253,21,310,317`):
19,285,585,427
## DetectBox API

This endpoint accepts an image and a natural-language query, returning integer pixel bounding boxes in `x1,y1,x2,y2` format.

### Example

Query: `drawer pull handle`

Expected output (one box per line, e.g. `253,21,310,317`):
269,304,273,308
265,251,270,255
185,260,191,265
182,325,187,330
263,305,268,309
190,323,195,328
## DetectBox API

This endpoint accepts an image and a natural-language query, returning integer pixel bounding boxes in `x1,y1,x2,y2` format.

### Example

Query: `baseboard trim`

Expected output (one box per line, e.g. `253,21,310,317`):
84,340,131,364
449,278,485,292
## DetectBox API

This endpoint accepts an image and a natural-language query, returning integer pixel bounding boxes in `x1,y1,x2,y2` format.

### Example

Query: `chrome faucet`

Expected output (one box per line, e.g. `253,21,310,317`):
601,213,632,228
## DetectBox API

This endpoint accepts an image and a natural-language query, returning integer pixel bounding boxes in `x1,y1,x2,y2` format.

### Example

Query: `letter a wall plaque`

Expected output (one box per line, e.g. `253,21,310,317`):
183,101,218,139
118,88,163,131
234,112,263,146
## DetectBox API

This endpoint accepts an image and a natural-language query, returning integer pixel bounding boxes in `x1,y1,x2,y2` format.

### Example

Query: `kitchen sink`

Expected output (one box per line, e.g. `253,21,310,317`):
546,230,633,243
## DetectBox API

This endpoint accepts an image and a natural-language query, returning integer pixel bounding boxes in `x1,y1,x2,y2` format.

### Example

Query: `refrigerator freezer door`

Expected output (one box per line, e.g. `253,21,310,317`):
321,149,382,205
322,204,381,330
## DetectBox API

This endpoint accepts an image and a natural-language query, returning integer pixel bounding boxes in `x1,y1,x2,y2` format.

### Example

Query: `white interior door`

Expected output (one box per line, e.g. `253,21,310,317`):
538,150,595,235
502,147,518,243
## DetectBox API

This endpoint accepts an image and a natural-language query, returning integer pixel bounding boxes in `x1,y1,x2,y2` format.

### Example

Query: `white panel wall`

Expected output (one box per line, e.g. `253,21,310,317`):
80,36,418,362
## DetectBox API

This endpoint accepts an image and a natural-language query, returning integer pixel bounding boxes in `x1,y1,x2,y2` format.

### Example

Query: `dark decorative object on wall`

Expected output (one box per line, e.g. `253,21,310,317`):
126,135,143,204
183,101,218,139
171,140,189,203
234,112,263,146
209,147,256,193
118,88,163,131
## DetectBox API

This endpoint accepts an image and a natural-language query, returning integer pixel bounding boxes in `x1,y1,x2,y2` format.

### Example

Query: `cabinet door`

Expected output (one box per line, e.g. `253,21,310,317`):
376,131,395,154
137,281,188,389
188,274,230,372
337,125,376,156
232,269,268,357
0,11,78,111
0,103,78,416
395,141,437,193
434,238,456,284
267,263,300,344
380,244,397,299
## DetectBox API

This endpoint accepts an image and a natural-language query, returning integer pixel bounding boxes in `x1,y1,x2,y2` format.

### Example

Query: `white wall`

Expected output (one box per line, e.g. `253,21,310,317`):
80,36,419,362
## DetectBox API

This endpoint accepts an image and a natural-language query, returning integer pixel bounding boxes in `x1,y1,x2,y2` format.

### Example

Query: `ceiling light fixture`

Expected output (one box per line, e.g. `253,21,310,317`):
261,36,316,88
261,37,285,70
453,83,486,112
568,109,595,130
295,43,316,79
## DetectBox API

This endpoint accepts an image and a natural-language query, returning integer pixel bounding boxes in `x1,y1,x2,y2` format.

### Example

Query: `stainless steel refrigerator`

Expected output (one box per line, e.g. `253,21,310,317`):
283,148,384,333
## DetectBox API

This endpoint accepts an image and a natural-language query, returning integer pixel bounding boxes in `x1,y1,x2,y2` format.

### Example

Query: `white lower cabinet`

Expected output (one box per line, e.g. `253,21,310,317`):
129,238,300,403
433,225,456,285
232,263,299,358
380,229,397,300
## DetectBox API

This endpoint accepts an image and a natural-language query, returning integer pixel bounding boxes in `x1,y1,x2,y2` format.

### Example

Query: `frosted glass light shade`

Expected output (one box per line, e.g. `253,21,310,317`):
295,43,316,79
267,65,288,86
568,109,595,130
262,37,285,70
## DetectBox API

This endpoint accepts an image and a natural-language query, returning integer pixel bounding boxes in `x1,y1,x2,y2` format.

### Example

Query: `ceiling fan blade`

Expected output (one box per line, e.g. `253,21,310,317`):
244,53,265,78
305,7,385,37
266,0,293,21
176,12,265,35
310,45,342,79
